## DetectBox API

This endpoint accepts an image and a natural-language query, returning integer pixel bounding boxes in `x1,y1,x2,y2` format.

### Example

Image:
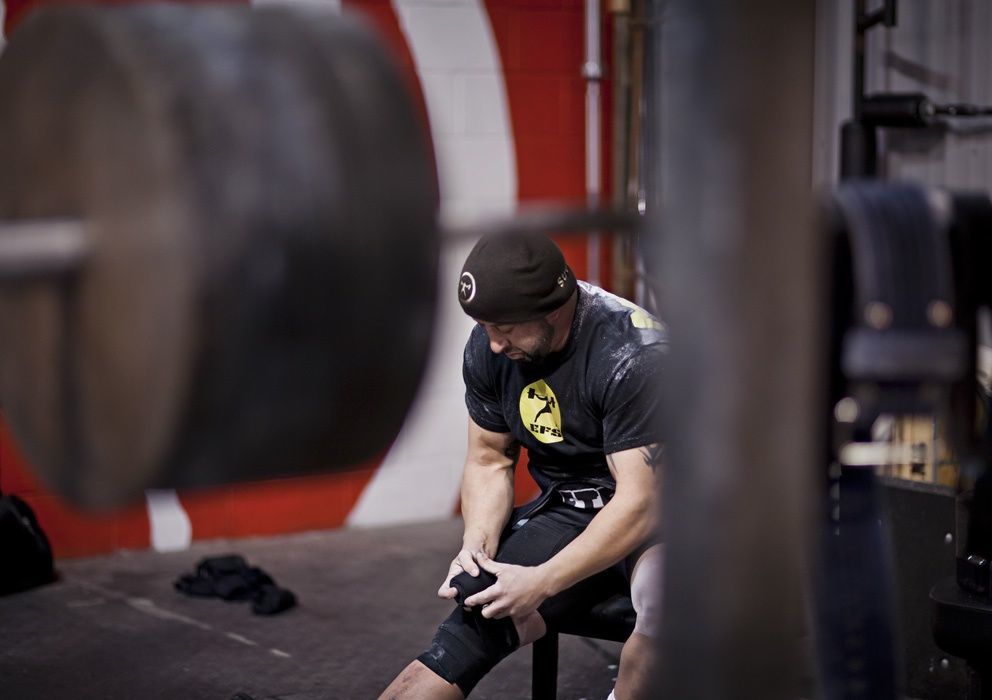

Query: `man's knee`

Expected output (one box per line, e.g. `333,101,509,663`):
631,544,664,638
416,608,520,695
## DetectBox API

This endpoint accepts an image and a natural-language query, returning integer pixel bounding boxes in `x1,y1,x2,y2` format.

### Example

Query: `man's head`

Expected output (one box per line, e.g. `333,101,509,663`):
457,232,577,362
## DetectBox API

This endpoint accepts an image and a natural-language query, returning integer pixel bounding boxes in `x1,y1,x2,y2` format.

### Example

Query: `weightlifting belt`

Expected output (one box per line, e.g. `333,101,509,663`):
557,485,613,510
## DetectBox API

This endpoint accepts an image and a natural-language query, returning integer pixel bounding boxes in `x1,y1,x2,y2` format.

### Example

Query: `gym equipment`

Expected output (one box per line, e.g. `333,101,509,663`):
654,2,818,698
0,4,641,509
814,181,968,700
0,4,439,508
928,195,992,699
819,182,992,699
840,0,992,180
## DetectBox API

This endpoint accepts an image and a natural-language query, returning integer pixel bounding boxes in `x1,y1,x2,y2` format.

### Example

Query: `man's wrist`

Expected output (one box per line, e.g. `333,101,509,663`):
461,533,494,555
535,560,567,599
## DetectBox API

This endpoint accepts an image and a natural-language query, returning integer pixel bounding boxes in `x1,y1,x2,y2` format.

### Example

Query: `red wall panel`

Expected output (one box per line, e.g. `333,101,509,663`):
1,420,152,557
484,0,601,505
485,0,590,278
179,466,378,540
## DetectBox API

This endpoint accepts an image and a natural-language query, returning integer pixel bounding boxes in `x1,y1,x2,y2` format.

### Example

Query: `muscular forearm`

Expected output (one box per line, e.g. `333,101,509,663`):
538,491,655,596
460,461,514,555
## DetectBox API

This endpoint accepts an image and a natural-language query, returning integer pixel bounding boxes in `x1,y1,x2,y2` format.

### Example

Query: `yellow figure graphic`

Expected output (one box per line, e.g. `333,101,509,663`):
520,380,564,444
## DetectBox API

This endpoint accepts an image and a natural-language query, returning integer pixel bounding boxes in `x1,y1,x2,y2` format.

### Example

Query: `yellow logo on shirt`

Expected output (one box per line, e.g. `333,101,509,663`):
616,297,663,331
520,380,564,443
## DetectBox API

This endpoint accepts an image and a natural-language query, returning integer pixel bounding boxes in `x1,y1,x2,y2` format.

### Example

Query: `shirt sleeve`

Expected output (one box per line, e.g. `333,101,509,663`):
600,345,665,455
462,327,510,434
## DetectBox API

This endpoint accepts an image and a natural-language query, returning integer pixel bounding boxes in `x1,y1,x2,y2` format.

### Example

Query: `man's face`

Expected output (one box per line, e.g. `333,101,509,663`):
477,318,555,363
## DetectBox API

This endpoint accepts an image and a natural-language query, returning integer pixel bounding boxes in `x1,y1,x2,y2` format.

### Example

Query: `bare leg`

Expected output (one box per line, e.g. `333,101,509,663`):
613,544,663,700
377,613,547,699
377,660,464,700
614,632,654,700
513,610,547,646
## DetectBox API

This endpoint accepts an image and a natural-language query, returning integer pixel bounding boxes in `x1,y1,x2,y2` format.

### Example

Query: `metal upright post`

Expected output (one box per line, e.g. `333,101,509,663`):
652,1,820,698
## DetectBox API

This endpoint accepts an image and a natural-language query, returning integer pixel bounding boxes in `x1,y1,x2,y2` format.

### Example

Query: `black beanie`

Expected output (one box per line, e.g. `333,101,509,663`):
457,232,576,323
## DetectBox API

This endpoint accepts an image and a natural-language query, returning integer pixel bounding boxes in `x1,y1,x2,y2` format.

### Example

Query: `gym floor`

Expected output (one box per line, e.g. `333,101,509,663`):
0,519,622,700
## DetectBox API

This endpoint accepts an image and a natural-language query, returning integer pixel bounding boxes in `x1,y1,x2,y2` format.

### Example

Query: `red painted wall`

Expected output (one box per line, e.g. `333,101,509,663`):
1,415,383,558
0,0,610,557
485,0,588,275
1,422,151,556
484,0,616,505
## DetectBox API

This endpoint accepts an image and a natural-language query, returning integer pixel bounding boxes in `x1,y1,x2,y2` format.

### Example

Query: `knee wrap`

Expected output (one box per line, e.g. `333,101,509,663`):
417,607,520,695
631,546,664,638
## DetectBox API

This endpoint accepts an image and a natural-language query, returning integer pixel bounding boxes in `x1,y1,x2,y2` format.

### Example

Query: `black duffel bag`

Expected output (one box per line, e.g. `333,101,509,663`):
0,492,55,595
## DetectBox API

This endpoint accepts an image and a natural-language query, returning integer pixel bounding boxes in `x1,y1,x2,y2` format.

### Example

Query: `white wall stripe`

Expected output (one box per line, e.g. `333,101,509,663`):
347,0,517,527
145,489,193,552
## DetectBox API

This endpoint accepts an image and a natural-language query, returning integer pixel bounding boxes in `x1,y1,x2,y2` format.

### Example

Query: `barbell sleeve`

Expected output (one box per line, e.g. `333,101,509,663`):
0,219,90,282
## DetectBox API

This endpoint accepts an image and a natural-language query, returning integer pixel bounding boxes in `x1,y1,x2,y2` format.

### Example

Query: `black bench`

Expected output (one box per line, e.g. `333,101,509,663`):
531,594,637,700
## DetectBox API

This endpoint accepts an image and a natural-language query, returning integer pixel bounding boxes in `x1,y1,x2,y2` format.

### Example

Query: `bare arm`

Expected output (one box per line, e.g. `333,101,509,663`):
467,443,661,618
537,444,660,595
460,418,519,555
437,418,519,597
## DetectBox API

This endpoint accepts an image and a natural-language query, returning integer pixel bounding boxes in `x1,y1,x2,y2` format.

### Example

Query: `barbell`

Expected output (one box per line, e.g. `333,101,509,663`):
0,4,641,509
0,4,443,508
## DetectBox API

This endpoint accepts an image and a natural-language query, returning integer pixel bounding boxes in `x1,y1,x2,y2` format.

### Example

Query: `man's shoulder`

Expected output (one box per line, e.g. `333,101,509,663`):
466,321,488,347
464,323,492,367
569,283,666,400
576,281,667,350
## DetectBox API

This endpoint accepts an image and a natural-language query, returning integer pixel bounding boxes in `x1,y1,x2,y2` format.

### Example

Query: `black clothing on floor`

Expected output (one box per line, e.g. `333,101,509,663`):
175,554,296,615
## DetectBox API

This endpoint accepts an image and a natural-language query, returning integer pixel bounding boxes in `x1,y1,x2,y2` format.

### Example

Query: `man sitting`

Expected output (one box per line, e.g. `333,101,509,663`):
378,232,666,700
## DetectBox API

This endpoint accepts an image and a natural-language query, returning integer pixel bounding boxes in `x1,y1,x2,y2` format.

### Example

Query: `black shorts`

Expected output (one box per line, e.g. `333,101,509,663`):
497,500,645,622
416,499,650,694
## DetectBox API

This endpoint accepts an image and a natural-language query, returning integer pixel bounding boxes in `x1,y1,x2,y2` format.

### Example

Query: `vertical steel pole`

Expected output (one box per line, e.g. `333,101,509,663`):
840,0,877,179
584,0,603,287
653,0,820,697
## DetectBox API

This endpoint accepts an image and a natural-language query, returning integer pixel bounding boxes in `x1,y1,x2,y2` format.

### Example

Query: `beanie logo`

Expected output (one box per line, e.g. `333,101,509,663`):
556,267,570,288
459,272,477,303
519,380,564,444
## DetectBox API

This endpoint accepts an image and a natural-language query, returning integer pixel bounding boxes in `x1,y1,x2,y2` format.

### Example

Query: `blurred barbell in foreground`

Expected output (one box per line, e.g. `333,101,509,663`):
0,4,643,509
0,4,443,508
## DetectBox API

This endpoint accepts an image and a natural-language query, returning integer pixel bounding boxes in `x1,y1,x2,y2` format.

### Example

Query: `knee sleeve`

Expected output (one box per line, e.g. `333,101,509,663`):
417,607,520,695
450,569,497,607
631,545,664,638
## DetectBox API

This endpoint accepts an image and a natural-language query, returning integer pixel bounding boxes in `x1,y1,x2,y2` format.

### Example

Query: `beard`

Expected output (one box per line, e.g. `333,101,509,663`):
510,320,555,363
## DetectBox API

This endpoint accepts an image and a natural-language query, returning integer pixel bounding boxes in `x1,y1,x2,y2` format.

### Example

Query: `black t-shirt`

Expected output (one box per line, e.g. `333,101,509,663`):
463,281,666,496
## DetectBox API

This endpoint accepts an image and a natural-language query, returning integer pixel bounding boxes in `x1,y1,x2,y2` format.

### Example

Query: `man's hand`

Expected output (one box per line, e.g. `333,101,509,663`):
437,548,485,599
463,552,550,619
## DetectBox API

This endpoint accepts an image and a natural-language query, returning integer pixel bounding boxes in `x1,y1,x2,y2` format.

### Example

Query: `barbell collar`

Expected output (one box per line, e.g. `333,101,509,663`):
0,219,90,282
